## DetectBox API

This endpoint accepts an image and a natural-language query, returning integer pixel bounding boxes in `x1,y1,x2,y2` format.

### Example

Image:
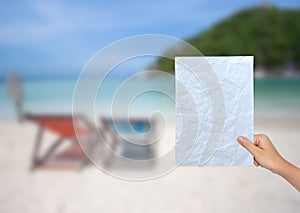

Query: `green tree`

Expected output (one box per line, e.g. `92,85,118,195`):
152,6,300,74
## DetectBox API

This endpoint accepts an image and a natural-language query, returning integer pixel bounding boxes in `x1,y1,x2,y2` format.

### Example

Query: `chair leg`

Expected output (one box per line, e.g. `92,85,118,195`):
31,126,66,170
37,137,65,166
31,126,44,170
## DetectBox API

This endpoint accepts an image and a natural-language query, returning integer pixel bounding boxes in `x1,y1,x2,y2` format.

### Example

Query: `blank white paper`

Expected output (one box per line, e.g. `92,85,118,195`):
175,56,254,166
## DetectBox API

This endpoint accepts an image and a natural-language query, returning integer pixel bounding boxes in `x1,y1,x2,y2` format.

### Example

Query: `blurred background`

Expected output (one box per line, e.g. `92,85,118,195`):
0,0,299,213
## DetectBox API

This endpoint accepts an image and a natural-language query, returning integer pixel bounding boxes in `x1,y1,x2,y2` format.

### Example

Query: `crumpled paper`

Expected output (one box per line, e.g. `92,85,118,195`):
175,56,253,166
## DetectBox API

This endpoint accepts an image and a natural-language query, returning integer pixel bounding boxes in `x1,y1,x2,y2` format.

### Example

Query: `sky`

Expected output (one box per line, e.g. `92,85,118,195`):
0,0,300,79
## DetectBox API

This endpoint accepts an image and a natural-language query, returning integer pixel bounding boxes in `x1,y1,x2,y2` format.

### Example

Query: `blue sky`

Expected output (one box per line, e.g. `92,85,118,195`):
0,0,300,78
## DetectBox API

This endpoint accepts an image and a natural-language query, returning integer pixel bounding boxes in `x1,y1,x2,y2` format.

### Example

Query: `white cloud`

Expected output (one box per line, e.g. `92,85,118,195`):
0,0,219,45
0,0,117,44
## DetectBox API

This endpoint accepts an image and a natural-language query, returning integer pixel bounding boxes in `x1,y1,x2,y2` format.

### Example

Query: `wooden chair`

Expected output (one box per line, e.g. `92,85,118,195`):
99,117,158,168
26,114,97,170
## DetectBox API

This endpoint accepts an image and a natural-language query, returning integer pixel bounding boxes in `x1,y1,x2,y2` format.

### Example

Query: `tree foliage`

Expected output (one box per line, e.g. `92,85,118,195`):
152,6,300,74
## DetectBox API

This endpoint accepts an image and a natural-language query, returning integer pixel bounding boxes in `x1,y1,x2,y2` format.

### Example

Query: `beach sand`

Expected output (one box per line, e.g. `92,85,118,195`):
0,117,299,213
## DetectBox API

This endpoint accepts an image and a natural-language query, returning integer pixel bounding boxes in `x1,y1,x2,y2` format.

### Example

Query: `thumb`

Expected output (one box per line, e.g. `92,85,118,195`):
237,136,260,157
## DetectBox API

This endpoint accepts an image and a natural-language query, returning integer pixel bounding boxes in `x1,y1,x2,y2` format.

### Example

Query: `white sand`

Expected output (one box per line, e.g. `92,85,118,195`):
0,117,299,213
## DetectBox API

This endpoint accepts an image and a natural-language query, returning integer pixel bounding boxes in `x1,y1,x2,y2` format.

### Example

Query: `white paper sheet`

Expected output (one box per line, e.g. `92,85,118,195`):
175,56,253,166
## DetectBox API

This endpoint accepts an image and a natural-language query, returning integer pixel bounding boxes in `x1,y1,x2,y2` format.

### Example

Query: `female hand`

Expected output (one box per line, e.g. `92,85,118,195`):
237,134,300,192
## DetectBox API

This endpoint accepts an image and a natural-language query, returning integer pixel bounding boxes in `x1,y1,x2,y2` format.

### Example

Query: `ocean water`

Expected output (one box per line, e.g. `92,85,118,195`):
0,77,176,119
254,77,300,117
1,77,300,119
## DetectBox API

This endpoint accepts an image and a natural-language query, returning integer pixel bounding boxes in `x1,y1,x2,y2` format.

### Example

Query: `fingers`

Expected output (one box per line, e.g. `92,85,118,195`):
237,136,261,157
253,158,260,167
254,134,273,149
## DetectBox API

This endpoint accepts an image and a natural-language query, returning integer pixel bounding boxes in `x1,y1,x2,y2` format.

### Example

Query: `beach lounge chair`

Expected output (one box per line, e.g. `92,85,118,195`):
26,114,97,170
6,74,103,171
99,117,158,168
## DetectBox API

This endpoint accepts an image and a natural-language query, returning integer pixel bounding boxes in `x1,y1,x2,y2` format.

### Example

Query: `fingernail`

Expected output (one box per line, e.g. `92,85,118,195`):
237,136,243,142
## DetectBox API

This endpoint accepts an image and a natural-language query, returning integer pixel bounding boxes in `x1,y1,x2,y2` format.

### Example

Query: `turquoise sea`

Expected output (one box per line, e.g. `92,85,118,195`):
0,77,176,119
254,77,300,117
0,77,299,119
